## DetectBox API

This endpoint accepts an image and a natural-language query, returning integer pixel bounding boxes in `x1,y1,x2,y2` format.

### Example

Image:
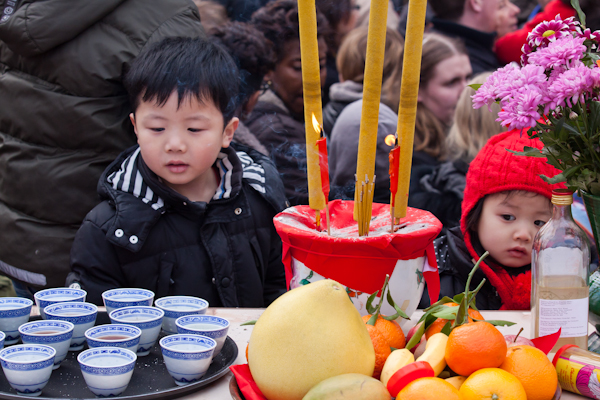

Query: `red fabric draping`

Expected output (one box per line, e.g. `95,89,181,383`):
274,200,442,302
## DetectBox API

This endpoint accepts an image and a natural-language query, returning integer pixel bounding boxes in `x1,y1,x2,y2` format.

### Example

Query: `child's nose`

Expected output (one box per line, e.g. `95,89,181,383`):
165,133,186,152
513,225,533,242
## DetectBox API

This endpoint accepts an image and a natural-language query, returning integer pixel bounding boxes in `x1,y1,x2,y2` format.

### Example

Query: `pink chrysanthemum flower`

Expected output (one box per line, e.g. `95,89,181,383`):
527,36,586,70
526,15,577,49
497,88,543,130
546,65,596,110
472,63,521,110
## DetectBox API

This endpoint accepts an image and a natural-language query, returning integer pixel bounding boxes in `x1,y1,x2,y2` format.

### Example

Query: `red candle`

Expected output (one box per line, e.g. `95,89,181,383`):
389,145,400,207
317,137,329,203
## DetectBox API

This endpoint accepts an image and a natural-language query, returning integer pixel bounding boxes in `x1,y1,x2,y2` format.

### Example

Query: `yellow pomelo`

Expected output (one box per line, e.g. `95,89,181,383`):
248,279,376,400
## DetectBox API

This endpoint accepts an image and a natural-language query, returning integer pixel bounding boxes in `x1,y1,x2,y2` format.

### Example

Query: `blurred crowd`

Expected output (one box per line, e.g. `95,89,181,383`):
0,0,598,296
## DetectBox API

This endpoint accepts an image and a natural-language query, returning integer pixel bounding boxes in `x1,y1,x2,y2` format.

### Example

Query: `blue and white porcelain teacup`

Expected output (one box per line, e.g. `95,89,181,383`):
85,324,141,353
159,334,216,386
34,288,86,319
0,344,56,396
78,347,137,397
43,302,97,351
109,306,164,356
154,296,208,334
0,297,33,345
102,288,154,314
175,315,230,356
19,320,74,370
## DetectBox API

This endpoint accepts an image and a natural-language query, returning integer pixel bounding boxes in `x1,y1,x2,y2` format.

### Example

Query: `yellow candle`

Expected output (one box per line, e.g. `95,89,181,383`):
354,0,388,221
297,0,325,211
393,0,427,219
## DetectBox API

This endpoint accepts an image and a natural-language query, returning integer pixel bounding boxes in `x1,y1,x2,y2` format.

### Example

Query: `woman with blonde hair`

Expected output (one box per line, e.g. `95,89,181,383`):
409,72,505,230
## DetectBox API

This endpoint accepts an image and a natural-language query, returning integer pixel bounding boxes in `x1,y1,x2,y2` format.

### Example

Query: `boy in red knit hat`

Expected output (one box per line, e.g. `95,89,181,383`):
420,129,563,310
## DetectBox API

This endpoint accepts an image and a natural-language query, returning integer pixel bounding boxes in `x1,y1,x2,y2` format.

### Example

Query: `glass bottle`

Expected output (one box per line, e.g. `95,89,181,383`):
532,189,590,353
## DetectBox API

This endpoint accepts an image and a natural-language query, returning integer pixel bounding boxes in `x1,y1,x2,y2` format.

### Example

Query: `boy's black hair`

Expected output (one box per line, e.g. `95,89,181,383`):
124,37,239,125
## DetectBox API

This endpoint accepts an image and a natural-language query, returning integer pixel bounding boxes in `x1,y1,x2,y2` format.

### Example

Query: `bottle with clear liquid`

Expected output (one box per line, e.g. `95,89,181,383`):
532,189,590,353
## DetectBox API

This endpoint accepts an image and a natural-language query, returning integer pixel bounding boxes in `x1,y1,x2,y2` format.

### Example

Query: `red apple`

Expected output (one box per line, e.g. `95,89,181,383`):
504,334,535,348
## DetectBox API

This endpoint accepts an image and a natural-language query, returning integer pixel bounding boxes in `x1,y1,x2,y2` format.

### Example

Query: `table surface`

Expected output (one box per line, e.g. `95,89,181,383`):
173,308,588,400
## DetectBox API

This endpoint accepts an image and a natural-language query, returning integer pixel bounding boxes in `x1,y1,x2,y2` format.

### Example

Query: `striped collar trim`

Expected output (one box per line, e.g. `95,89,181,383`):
107,148,266,206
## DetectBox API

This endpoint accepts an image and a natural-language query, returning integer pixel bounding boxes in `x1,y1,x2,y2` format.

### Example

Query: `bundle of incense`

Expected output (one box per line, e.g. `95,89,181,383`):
356,174,375,236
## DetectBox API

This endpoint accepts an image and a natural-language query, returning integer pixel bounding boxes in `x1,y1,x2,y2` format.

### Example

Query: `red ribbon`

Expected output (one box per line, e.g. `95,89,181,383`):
230,364,267,400
389,146,400,207
317,137,329,203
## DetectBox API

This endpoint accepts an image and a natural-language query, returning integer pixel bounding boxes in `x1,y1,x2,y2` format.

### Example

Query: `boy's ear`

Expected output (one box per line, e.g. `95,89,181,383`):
221,117,239,148
129,113,139,138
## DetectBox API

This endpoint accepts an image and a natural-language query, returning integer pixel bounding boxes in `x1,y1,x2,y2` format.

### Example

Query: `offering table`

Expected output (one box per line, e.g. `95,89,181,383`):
30,307,588,399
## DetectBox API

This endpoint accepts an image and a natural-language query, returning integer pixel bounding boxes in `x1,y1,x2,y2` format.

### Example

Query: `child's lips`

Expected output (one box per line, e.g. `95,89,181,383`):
166,162,188,173
507,247,527,258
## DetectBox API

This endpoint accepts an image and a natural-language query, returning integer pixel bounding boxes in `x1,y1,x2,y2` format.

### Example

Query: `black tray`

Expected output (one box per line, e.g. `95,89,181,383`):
0,312,238,400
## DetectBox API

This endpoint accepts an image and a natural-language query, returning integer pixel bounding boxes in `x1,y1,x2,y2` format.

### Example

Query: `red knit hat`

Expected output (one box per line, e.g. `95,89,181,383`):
460,129,564,310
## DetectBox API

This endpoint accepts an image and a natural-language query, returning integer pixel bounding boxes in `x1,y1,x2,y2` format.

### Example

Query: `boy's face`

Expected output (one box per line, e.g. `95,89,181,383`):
477,192,552,268
130,91,238,201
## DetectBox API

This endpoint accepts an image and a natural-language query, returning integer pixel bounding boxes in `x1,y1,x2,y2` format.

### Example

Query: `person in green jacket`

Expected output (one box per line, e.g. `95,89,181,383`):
0,0,206,297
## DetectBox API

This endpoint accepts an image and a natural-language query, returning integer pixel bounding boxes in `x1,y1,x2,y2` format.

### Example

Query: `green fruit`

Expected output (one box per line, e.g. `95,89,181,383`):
302,373,391,400
248,280,376,400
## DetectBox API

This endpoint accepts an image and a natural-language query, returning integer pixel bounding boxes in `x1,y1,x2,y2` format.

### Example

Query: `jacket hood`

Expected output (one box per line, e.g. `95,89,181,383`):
0,0,125,57
328,81,363,103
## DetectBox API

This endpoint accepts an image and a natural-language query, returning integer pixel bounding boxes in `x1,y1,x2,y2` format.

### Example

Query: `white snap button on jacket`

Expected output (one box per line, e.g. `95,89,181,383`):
234,208,242,215
129,235,138,244
115,229,124,238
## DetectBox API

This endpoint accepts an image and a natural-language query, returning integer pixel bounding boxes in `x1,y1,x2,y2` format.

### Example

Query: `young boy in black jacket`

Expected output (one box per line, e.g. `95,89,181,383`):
66,37,288,308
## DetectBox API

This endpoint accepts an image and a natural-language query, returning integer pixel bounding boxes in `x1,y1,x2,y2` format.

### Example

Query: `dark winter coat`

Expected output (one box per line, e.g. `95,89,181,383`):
431,17,499,75
0,0,206,288
419,227,530,310
67,144,288,308
245,89,309,206
409,159,469,232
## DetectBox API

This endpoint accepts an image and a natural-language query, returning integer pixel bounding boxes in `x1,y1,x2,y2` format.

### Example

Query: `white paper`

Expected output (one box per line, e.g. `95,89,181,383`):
538,297,589,337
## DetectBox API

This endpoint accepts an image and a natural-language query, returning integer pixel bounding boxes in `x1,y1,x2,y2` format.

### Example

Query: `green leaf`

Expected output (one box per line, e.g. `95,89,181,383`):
540,172,567,184
480,319,517,327
431,305,460,320
571,0,586,27
441,321,452,336
241,320,257,326
510,147,545,158
365,291,379,315
423,297,456,312
405,320,426,350
384,287,410,320
468,83,482,91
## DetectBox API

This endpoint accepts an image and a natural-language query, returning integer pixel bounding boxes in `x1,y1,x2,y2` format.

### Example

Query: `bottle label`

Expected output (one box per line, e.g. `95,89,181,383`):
539,297,588,337
556,356,600,399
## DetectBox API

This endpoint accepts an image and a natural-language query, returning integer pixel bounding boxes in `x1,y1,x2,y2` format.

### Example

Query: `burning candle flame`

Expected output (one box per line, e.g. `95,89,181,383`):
312,113,321,136
385,134,396,147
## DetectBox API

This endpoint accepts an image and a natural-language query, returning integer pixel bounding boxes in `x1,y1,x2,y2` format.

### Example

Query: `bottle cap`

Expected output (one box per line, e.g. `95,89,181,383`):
551,189,573,206
386,361,435,396
552,344,578,367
